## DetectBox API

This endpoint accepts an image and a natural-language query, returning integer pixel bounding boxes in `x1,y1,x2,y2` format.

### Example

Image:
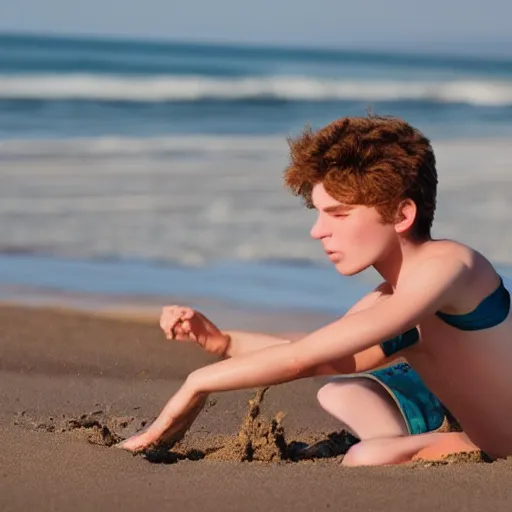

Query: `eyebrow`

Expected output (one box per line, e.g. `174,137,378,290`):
322,204,353,213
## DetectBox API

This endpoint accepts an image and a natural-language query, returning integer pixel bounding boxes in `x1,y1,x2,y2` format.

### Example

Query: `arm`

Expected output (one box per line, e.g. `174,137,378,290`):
119,258,465,451
224,280,396,373
223,331,299,358
310,281,397,374
188,257,466,392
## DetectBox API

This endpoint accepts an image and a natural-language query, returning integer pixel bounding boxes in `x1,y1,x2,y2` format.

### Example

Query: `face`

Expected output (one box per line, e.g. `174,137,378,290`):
310,183,398,276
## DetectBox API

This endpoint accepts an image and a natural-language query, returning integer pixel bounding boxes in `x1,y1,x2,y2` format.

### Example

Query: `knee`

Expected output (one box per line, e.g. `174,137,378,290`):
317,382,352,416
316,382,339,409
316,380,370,412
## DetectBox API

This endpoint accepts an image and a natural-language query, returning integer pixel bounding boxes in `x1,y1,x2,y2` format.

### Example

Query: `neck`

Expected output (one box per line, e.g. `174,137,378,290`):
373,236,432,289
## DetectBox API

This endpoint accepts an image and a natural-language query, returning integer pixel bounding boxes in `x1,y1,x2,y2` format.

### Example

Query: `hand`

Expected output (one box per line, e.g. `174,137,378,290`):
160,306,230,357
117,384,208,452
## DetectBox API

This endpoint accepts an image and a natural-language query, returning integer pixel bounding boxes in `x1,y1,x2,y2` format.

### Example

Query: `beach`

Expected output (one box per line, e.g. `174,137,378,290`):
2,302,512,512
2,32,512,510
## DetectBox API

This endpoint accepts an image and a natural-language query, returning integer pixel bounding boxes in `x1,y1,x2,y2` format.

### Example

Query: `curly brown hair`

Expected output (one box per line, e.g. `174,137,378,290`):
284,115,438,239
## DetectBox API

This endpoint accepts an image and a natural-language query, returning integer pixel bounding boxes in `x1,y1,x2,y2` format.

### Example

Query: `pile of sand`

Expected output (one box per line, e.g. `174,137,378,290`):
138,387,354,464
14,409,150,447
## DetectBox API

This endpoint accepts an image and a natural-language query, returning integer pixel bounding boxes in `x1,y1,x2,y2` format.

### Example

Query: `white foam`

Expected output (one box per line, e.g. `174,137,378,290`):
1,74,512,106
1,133,512,163
0,134,287,160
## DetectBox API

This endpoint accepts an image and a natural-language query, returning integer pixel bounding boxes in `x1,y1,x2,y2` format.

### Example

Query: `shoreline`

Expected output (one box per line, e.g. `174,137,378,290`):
0,282,336,333
0,252,379,315
0,252,510,330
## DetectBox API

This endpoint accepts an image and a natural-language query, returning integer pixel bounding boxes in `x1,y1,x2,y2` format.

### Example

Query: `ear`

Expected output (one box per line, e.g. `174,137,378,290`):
394,199,417,234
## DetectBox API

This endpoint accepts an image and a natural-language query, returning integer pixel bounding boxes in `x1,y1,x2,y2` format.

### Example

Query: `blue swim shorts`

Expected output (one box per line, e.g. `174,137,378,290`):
338,362,447,435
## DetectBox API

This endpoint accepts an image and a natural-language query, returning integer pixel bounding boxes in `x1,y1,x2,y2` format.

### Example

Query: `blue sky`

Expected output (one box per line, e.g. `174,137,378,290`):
1,0,511,52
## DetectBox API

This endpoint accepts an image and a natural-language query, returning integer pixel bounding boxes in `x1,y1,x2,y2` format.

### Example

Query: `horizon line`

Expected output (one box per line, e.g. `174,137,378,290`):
2,29,512,61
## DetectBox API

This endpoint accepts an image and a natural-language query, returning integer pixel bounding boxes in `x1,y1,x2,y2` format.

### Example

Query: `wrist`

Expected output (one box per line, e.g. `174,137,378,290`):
218,332,232,358
222,332,232,356
184,368,207,396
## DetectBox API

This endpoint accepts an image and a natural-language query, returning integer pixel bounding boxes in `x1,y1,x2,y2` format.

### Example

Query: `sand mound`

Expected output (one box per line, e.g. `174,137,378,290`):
14,409,149,447
141,387,356,464
204,387,288,462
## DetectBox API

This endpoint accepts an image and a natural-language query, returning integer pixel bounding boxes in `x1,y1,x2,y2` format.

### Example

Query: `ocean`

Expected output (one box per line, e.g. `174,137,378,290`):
1,32,511,313
3,33,512,139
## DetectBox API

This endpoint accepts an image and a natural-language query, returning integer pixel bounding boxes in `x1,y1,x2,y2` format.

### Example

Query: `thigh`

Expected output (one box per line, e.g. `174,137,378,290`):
318,377,408,439
332,362,447,436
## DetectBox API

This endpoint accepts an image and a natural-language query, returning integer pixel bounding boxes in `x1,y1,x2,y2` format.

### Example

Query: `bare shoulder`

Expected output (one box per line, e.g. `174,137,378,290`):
399,240,472,287
424,239,497,281
420,239,501,311
423,239,475,264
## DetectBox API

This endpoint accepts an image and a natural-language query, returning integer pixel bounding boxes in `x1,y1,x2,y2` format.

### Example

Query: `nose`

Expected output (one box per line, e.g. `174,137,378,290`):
310,215,329,240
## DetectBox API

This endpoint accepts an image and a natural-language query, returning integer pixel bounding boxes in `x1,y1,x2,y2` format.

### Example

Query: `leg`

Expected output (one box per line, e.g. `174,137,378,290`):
343,432,481,467
411,432,480,462
317,363,453,466
342,432,444,466
317,377,409,440
317,377,417,466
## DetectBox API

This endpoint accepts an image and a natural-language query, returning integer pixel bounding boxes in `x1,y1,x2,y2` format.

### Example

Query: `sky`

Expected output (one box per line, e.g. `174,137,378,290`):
1,0,512,53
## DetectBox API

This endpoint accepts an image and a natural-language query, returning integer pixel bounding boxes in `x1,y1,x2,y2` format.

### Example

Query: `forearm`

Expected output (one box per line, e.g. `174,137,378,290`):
188,343,307,394
222,330,304,358
223,331,390,377
221,283,389,362
192,342,391,394
188,303,414,394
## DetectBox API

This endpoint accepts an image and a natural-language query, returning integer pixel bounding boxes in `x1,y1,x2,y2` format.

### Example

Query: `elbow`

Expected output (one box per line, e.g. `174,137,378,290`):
283,354,314,380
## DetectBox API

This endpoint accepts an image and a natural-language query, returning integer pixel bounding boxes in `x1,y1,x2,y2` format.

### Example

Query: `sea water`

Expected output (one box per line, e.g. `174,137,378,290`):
1,33,511,312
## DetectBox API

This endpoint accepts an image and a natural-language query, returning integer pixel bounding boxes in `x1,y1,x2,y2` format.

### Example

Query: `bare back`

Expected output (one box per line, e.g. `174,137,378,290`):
400,242,512,458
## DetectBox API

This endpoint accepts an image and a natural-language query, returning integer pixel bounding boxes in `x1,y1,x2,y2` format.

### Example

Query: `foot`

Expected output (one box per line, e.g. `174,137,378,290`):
411,432,480,462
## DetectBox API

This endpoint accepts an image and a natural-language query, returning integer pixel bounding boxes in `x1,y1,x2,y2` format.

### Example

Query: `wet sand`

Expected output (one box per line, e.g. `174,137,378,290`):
3,303,512,511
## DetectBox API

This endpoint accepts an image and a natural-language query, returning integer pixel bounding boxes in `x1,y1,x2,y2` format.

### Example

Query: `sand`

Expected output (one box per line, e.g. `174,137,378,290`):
3,304,512,512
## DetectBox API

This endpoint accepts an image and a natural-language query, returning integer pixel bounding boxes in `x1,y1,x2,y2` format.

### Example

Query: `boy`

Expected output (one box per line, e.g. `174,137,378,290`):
119,116,511,465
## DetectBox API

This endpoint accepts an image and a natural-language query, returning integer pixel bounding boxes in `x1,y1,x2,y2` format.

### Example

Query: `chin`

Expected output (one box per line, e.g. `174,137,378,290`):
334,261,368,277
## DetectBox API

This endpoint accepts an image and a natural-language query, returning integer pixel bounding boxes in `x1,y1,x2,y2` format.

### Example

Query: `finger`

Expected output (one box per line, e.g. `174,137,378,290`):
181,308,195,320
181,320,191,334
160,306,177,330
162,310,185,336
174,323,185,337
171,324,189,341
167,332,188,342
165,325,178,340
169,324,187,340
174,333,189,341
